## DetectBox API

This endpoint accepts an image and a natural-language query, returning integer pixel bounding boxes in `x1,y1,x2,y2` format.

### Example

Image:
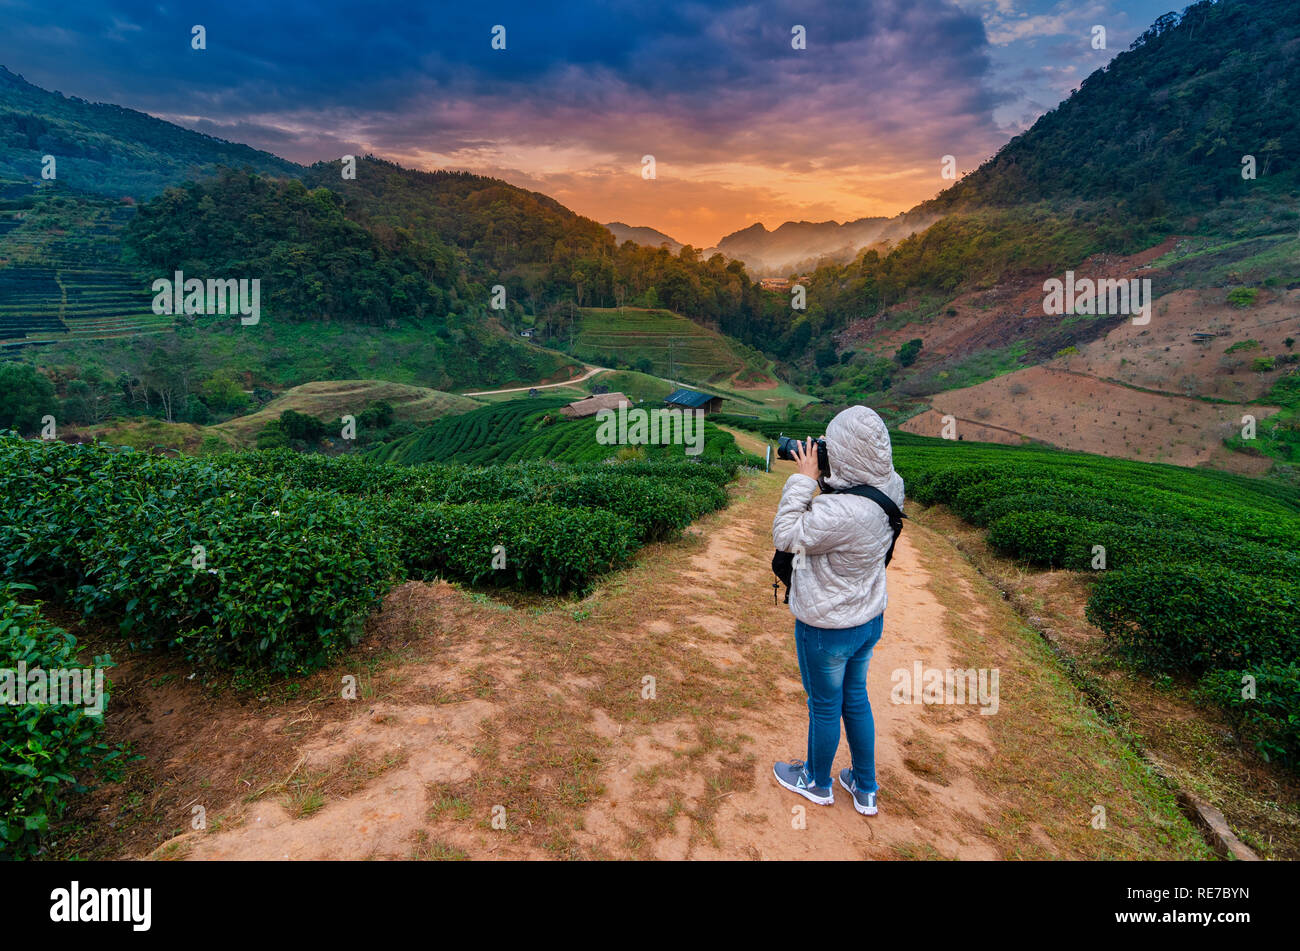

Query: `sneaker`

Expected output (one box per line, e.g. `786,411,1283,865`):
838,768,878,815
773,760,834,805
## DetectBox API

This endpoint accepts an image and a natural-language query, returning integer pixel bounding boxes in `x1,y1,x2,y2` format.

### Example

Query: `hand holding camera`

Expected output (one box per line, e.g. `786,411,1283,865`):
777,434,829,480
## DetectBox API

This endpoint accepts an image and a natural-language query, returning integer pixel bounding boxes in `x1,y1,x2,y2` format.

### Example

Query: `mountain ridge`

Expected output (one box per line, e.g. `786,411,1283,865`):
0,64,302,197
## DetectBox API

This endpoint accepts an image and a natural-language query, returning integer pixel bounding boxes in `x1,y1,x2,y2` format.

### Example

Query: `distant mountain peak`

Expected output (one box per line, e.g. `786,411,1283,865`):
713,210,936,275
604,222,683,253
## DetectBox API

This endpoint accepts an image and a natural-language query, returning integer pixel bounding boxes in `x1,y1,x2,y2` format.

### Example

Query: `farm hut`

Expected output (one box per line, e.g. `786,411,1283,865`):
664,388,724,415
561,392,631,418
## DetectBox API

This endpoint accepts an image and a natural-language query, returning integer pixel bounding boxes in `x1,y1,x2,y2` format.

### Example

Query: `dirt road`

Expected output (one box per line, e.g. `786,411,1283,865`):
461,364,606,397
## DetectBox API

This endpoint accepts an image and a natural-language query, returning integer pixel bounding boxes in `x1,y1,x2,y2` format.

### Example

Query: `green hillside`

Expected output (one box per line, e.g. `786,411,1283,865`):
924,0,1300,215
368,396,760,467
300,156,767,335
214,379,481,445
571,307,753,383
739,0,1300,395
0,189,170,344
0,65,302,197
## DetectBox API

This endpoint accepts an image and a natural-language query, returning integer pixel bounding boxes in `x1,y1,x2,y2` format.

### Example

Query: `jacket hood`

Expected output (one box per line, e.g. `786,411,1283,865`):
823,405,896,490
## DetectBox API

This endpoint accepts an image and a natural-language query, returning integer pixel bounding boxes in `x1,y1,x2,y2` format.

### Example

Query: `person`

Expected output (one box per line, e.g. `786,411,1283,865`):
770,405,904,816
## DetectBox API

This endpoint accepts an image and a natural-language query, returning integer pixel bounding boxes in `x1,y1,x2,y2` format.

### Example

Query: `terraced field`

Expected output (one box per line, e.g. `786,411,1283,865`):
572,307,753,383
0,188,168,345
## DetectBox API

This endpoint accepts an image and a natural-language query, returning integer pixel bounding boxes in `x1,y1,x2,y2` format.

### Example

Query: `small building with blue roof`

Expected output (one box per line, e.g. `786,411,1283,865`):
664,388,724,415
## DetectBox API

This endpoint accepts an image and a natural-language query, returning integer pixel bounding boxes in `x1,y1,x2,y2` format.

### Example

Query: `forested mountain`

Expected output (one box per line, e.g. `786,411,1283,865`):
923,0,1299,214
122,155,769,339
0,65,301,196
759,0,1300,377
124,169,464,327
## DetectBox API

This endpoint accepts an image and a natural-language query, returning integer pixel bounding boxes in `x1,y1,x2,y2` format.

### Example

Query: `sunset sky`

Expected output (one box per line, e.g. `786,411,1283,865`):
2,0,1176,247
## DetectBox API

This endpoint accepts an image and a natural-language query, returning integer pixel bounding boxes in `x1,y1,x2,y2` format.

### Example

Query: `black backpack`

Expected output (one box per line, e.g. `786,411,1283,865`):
772,485,905,605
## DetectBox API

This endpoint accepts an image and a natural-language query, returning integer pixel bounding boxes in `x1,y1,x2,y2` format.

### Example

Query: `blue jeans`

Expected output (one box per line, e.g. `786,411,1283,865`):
794,613,884,791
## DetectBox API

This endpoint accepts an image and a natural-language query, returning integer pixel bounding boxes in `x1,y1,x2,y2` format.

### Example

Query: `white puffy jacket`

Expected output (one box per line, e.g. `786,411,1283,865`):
772,405,905,629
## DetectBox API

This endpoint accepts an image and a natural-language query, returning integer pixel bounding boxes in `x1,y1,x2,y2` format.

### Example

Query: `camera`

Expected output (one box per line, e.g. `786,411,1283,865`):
776,434,829,477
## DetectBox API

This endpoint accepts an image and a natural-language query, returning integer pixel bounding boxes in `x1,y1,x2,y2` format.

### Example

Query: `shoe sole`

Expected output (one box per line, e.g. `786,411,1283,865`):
838,774,879,815
773,766,834,805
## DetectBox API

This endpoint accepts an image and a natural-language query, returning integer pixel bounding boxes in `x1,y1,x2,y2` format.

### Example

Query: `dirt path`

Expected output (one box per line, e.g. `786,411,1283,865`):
580,479,1001,859
138,465,1206,861
713,423,770,458
461,364,606,397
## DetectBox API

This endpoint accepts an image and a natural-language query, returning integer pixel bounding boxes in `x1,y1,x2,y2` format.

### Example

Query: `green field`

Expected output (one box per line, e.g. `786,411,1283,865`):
582,369,674,403
0,192,170,343
368,396,762,467
571,307,754,384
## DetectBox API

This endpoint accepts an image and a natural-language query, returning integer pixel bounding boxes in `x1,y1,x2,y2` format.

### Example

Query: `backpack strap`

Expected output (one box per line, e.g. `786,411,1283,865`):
830,484,905,566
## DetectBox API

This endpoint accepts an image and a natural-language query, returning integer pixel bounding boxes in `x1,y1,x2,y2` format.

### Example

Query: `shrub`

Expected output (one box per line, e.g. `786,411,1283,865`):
0,586,123,859
279,409,329,442
985,510,1299,580
2,435,742,672
69,487,404,675
0,364,57,436
0,438,404,676
543,474,722,542
1226,288,1258,309
1085,566,1300,674
255,420,290,450
384,501,635,594
1198,665,1300,770
895,338,923,367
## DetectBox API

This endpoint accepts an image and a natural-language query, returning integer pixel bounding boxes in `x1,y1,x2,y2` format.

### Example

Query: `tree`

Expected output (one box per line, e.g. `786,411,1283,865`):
895,338,923,367
0,363,57,434
200,369,250,415
63,366,113,425
140,346,189,422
